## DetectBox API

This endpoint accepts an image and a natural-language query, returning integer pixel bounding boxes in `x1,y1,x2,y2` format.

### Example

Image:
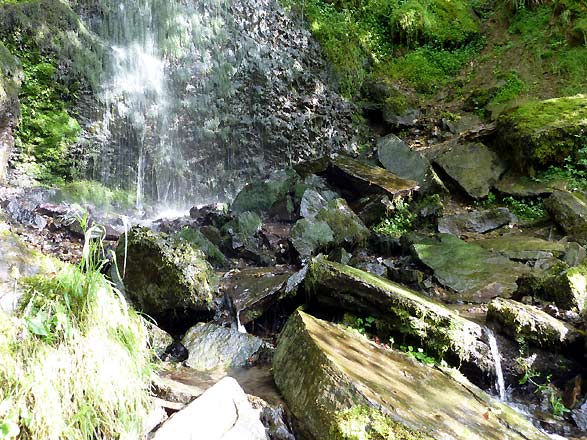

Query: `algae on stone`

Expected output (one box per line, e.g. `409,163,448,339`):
545,190,587,244
412,233,529,303
316,198,370,248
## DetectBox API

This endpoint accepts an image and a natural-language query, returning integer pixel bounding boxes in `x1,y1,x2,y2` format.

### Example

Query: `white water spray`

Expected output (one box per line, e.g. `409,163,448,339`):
485,328,506,401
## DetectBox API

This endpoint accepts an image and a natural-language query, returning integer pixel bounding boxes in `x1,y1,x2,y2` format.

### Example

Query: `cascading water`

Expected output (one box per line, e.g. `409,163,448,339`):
77,0,357,209
485,328,507,401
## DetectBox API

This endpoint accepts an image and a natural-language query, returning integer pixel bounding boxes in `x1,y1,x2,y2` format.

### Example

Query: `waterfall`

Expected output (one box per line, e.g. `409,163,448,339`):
76,0,357,209
485,328,506,401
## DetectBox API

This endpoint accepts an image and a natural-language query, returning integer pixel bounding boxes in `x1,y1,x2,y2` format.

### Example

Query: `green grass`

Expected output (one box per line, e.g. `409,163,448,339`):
0,227,152,439
372,200,416,238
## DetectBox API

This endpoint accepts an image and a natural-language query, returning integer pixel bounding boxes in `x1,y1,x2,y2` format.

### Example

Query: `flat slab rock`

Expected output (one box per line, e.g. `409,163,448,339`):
433,142,506,199
411,233,529,303
150,376,267,440
327,155,418,198
222,267,299,325
273,310,549,440
474,235,566,261
495,174,567,198
438,207,515,236
487,297,581,349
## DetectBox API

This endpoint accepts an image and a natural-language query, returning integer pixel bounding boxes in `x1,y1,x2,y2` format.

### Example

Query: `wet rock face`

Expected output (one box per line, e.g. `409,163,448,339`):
273,310,549,440
0,42,22,183
115,226,216,318
433,142,506,199
181,322,264,371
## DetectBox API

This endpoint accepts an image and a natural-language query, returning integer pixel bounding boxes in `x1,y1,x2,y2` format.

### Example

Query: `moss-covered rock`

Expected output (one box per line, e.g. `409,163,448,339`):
487,298,581,349
0,40,22,182
495,95,587,173
411,233,529,303
115,226,216,318
273,310,549,440
316,198,370,248
306,257,494,372
174,227,227,268
231,169,300,216
545,190,587,244
290,218,334,260
474,235,566,261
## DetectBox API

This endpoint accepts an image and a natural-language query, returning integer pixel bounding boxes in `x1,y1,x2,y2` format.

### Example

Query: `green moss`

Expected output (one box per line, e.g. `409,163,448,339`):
316,198,370,247
330,406,430,440
56,180,136,210
175,227,227,267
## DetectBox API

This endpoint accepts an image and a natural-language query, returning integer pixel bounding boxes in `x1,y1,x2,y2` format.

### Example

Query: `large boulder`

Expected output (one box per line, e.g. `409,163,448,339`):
151,377,267,440
326,155,418,200
487,298,581,350
306,258,494,375
376,134,430,186
545,190,587,243
528,262,587,313
181,322,264,371
495,95,587,173
289,219,334,261
433,142,506,199
115,226,216,318
273,310,549,440
411,233,529,303
474,235,566,261
315,198,370,247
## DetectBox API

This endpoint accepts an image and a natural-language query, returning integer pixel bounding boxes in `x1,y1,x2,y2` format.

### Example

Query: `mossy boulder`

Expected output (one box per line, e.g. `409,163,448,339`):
316,198,370,247
231,169,300,216
487,298,581,350
411,233,529,303
306,257,494,374
495,95,587,173
433,143,506,199
115,226,216,318
273,310,549,440
542,263,587,313
174,227,227,268
290,218,334,260
545,190,587,243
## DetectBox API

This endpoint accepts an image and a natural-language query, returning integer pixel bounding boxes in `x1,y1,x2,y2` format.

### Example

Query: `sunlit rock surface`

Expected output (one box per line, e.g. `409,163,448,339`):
273,310,549,440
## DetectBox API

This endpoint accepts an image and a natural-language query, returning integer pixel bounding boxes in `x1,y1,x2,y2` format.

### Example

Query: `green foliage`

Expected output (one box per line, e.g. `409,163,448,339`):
3,42,80,183
489,71,528,106
503,196,547,220
399,344,438,366
56,180,136,211
372,200,415,238
342,313,376,335
535,145,587,190
281,0,482,97
518,366,570,417
0,224,152,439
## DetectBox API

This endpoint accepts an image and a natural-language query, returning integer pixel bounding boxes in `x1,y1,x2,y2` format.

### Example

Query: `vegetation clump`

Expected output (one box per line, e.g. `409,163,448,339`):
0,227,152,440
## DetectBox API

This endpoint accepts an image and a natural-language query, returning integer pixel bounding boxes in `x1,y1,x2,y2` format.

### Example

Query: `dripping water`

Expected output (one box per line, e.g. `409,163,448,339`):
485,327,506,401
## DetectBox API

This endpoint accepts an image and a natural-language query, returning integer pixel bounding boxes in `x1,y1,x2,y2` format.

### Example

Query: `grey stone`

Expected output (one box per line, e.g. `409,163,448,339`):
290,218,334,261
150,377,267,440
474,235,566,261
438,208,515,235
545,190,587,243
299,189,328,220
376,134,429,185
182,322,264,371
434,143,506,199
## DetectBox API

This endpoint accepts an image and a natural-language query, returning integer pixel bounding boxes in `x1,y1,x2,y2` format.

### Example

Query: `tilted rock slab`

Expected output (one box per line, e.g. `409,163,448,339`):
545,190,587,244
273,310,549,440
306,257,494,375
150,376,267,440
